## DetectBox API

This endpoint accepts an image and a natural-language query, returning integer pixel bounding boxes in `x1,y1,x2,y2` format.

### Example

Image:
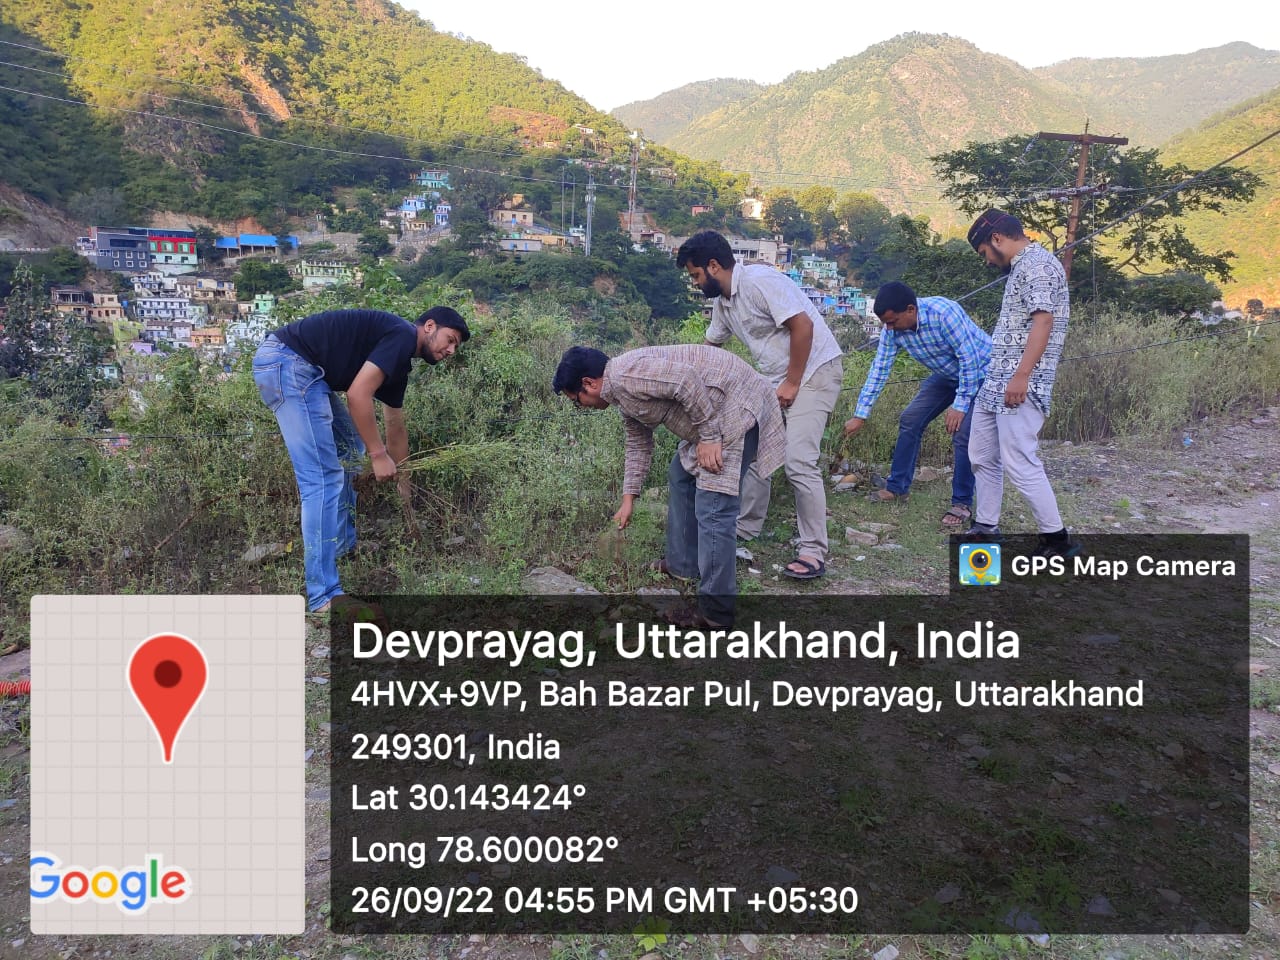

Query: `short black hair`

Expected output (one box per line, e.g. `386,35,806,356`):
676,230,734,271
552,346,609,395
967,209,1026,251
417,305,470,342
872,281,918,316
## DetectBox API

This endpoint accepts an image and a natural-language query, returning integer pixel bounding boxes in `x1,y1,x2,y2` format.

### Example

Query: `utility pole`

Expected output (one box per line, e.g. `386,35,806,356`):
1036,125,1128,277
627,134,640,238
584,173,595,258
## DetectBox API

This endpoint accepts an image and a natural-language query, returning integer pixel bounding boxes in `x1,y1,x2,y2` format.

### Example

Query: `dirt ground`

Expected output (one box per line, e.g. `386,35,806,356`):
0,404,1277,960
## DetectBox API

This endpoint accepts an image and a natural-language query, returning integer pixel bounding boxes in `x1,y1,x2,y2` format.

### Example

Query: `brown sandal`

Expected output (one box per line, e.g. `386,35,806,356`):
941,504,972,528
868,489,909,503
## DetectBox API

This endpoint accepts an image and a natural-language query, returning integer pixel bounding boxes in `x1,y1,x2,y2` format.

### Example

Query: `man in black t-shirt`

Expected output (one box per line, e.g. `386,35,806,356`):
252,306,470,613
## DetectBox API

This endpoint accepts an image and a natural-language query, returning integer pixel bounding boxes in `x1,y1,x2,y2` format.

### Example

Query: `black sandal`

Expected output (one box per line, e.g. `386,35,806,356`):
782,557,826,580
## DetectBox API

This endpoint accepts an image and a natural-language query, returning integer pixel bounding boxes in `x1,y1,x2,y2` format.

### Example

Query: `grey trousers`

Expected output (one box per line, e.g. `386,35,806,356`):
968,403,1064,533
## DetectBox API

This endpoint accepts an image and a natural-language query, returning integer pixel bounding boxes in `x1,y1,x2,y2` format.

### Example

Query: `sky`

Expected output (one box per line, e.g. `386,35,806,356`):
404,1,1278,112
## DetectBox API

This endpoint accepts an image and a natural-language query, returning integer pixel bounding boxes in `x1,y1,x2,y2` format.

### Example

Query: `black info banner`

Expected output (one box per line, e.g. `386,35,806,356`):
330,535,1249,934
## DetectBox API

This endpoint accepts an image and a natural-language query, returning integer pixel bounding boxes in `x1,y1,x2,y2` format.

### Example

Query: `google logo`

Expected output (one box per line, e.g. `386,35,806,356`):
30,853,191,913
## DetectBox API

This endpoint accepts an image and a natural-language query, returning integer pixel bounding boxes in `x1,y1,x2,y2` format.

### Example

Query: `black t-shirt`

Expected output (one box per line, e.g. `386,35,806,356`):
272,309,418,408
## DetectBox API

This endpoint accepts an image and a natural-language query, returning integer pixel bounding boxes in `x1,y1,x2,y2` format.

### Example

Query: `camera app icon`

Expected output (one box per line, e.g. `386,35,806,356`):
959,543,1001,586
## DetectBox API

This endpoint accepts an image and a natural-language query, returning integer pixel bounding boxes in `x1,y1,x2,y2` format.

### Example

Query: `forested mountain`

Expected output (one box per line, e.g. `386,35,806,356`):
613,79,765,142
1036,43,1280,146
662,34,1092,228
1160,85,1280,307
0,0,641,227
626,34,1278,233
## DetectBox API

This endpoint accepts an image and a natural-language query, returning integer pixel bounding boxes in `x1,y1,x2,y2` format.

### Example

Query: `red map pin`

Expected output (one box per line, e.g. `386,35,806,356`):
128,633,208,764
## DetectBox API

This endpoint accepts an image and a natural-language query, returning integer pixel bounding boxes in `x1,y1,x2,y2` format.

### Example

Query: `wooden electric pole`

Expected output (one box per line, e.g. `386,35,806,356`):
1036,126,1128,278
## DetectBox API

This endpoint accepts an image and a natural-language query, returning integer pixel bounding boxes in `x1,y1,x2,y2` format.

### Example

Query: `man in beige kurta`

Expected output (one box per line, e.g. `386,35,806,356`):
553,344,785,626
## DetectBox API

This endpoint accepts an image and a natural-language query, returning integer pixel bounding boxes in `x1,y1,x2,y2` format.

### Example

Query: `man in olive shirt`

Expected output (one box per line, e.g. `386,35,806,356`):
253,306,470,612
677,231,843,580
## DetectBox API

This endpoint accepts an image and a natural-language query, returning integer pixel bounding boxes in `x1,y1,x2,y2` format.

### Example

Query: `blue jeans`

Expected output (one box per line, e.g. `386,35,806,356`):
887,373,979,507
665,427,759,627
253,337,364,611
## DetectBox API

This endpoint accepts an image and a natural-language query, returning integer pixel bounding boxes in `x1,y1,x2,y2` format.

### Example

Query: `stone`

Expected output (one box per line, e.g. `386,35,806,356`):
521,567,601,595
872,543,905,551
934,883,961,904
845,528,880,546
914,467,942,483
738,934,760,954
1157,888,1181,904
1160,742,1185,761
1087,895,1117,917
859,522,896,534
240,542,287,565
765,865,800,885
1084,634,1120,646
872,946,899,960
444,535,466,547
0,648,31,681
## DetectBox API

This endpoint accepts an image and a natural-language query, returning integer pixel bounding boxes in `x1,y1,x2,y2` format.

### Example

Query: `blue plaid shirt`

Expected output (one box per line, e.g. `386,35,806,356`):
854,296,992,419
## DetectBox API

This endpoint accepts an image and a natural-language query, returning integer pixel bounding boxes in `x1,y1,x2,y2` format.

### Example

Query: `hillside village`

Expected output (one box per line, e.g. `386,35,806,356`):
2,157,881,382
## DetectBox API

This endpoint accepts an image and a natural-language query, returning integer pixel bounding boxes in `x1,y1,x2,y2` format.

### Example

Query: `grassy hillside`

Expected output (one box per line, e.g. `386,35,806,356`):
613,78,764,142
1037,42,1280,146
1162,85,1280,308
0,22,132,207
0,0,637,224
664,33,1090,229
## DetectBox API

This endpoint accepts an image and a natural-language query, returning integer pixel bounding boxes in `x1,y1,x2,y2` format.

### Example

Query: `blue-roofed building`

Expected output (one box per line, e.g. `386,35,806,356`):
215,234,300,261
412,169,451,190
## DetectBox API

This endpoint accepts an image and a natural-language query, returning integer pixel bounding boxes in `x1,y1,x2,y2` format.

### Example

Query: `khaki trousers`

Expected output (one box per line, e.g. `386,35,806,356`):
737,357,843,559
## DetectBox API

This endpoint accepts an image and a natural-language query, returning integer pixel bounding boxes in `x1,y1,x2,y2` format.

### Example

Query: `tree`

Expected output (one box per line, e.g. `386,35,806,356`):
932,134,1260,283
449,205,499,254
0,263,108,423
234,259,299,297
357,227,393,259
1124,272,1221,318
834,192,894,247
796,185,839,243
616,248,699,324
764,191,815,245
872,216,1005,320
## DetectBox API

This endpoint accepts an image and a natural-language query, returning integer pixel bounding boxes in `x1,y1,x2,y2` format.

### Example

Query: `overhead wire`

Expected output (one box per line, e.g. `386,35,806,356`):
0,39,974,200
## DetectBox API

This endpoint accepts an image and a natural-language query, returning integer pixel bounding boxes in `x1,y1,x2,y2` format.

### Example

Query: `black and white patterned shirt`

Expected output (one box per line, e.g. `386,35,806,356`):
976,242,1070,416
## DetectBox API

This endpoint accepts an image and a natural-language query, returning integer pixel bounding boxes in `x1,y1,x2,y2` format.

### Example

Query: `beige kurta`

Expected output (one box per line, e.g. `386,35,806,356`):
600,344,786,497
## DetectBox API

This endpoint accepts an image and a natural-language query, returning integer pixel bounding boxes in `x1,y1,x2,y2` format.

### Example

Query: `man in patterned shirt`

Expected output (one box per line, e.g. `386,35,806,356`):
553,343,786,627
843,281,991,528
965,209,1078,557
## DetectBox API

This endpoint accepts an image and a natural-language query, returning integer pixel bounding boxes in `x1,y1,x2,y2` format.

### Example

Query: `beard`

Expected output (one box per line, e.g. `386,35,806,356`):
699,276,724,299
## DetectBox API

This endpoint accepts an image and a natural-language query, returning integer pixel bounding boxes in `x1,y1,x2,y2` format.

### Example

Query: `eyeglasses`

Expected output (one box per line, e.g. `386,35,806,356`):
568,392,584,408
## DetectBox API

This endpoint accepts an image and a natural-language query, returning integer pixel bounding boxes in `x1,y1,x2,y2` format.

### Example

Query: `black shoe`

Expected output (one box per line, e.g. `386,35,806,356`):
959,523,1002,542
1034,534,1081,559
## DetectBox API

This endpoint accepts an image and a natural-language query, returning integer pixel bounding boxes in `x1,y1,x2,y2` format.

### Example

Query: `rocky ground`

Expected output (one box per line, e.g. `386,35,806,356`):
0,404,1276,960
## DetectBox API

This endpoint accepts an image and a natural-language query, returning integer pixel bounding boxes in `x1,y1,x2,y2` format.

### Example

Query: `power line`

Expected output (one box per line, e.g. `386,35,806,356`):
0,40,966,201
0,36,560,154
953,124,1280,306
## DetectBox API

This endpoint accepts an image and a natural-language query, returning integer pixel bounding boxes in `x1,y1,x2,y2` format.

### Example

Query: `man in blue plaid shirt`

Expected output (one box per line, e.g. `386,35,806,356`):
843,281,991,528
